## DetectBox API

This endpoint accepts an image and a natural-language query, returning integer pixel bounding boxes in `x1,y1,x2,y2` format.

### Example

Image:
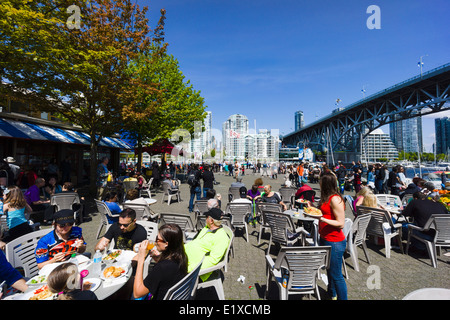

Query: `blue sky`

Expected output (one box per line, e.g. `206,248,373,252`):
143,0,450,152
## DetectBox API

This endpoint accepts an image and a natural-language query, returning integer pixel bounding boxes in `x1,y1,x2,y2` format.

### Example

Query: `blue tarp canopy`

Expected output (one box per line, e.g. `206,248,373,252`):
0,117,132,150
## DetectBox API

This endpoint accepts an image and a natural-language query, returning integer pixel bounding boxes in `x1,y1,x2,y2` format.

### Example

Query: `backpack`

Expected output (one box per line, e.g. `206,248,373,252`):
187,171,198,187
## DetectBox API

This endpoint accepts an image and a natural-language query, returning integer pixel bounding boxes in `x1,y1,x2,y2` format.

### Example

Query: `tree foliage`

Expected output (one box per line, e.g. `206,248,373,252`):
1,0,166,194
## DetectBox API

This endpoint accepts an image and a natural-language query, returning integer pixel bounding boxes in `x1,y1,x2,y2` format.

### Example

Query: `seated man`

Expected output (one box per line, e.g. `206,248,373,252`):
184,208,230,281
35,209,87,269
124,189,148,205
402,191,449,252
103,191,121,223
162,177,179,194
95,208,147,252
24,177,53,224
231,186,252,204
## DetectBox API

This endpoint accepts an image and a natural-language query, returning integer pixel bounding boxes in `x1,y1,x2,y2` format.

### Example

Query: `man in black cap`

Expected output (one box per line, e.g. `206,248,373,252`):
35,209,86,269
184,207,230,281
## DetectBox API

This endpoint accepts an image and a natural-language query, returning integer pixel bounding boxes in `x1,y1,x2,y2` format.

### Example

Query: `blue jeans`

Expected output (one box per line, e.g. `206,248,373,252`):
203,187,211,198
189,186,201,212
319,238,348,300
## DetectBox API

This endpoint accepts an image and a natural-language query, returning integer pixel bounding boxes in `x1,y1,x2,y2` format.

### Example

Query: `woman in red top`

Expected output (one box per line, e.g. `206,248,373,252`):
308,171,347,300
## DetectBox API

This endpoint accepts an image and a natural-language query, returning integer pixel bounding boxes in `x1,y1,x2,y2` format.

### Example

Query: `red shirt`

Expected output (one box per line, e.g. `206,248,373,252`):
319,194,345,242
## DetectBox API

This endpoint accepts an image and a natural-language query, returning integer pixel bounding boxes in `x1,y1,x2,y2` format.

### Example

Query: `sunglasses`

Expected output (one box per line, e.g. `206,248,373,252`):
57,223,73,228
156,237,166,243
118,221,134,228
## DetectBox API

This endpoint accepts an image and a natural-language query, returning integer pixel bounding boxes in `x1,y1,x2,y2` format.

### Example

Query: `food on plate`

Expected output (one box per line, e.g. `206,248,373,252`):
304,207,322,216
29,285,53,300
103,250,122,261
29,275,47,284
103,266,125,278
296,199,309,203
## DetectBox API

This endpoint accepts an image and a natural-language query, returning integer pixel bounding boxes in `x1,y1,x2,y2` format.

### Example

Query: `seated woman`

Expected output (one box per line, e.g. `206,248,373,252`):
133,223,188,300
1,186,33,242
103,191,121,223
44,175,62,200
261,185,287,211
353,187,374,213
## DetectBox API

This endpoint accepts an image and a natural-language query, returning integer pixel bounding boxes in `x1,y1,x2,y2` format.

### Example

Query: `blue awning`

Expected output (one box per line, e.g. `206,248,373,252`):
0,117,132,150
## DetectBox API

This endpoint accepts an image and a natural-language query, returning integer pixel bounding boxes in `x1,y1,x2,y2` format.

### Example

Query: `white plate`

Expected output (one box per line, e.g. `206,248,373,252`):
20,285,56,300
100,264,129,280
102,249,123,263
82,278,102,292
39,254,90,276
26,275,47,286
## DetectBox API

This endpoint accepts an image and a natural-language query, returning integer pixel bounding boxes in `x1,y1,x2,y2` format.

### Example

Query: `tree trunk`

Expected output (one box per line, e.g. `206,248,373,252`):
137,135,142,173
89,133,99,197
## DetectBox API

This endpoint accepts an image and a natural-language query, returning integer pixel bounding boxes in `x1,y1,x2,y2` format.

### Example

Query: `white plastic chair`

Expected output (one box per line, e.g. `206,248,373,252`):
375,194,402,208
159,213,196,241
50,192,82,217
358,206,404,258
136,220,158,242
4,229,49,278
161,182,182,205
225,202,252,242
262,211,308,255
265,246,331,300
343,195,356,217
278,187,297,209
163,257,204,300
406,214,450,268
122,203,159,221
256,202,283,244
196,225,234,300
94,199,119,239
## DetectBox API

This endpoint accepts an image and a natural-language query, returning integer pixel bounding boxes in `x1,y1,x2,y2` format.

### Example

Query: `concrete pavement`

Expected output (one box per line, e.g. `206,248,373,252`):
47,170,450,300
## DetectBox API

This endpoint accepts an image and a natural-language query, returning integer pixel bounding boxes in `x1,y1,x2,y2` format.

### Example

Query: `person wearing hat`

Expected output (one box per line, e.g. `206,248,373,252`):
35,209,86,270
3,157,20,181
184,207,230,281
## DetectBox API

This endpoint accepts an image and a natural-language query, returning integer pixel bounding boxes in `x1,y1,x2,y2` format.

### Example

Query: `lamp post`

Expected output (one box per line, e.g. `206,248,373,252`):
418,55,428,78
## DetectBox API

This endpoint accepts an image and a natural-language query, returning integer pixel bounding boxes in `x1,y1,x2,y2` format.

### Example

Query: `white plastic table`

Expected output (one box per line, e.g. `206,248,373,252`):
403,288,450,300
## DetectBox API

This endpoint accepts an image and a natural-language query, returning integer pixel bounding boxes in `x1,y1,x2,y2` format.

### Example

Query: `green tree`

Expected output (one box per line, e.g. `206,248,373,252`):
1,0,166,195
123,47,206,169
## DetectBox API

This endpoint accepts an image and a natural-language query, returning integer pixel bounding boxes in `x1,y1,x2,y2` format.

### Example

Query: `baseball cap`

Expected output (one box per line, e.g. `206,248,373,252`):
204,207,223,220
54,209,75,225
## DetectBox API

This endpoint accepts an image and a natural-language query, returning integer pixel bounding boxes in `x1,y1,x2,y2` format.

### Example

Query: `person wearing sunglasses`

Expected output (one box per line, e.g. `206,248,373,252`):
35,209,86,270
95,208,147,252
133,223,188,300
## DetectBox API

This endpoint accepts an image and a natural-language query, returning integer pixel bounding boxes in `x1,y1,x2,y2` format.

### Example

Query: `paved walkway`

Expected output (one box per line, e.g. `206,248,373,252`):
57,171,450,300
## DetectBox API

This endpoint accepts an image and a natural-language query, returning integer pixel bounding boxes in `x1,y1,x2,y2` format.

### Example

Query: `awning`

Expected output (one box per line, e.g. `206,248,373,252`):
0,117,133,150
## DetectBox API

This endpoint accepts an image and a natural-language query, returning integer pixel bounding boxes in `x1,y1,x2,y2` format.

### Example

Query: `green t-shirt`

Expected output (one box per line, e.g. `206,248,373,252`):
184,226,230,281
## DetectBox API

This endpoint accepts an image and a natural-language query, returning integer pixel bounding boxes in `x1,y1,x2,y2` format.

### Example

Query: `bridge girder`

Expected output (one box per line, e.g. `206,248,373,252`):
283,64,450,152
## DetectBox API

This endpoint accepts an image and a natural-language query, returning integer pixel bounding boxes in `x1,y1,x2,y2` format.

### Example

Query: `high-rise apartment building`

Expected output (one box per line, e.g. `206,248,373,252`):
389,111,423,153
435,116,450,155
295,110,304,131
191,111,212,159
222,114,249,160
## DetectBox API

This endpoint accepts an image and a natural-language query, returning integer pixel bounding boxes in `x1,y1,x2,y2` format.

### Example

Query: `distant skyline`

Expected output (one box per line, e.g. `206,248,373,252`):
144,0,450,152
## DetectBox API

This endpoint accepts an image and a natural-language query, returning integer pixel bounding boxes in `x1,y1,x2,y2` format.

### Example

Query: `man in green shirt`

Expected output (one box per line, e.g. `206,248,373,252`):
185,207,230,281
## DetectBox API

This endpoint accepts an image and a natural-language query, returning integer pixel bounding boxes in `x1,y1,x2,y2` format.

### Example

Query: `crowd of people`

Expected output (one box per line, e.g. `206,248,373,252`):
1,153,449,301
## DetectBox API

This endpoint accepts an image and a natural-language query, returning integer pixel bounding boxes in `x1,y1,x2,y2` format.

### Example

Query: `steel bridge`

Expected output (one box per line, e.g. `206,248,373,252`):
282,63,450,156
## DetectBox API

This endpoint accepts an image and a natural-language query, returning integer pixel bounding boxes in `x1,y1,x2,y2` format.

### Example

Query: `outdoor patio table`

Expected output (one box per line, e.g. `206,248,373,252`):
284,209,316,223
4,251,135,300
403,288,450,300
